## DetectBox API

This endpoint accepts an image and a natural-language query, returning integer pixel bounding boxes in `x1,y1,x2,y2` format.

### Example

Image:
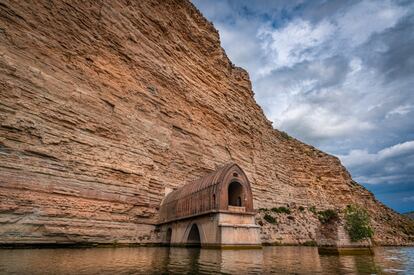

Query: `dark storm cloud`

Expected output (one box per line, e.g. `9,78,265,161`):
361,13,414,82
192,0,414,213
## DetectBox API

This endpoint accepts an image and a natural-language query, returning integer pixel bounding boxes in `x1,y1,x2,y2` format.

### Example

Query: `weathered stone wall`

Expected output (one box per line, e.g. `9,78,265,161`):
0,0,413,245
160,212,260,247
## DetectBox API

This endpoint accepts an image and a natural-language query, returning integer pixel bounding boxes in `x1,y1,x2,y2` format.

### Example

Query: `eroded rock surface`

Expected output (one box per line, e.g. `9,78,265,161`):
0,0,413,245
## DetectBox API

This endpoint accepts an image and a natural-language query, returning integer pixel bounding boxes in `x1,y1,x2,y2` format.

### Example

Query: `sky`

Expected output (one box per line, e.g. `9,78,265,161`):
191,0,414,213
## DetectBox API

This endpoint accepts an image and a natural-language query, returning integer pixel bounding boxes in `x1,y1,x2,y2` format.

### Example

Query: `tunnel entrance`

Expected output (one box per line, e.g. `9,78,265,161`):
228,181,243,207
187,224,201,247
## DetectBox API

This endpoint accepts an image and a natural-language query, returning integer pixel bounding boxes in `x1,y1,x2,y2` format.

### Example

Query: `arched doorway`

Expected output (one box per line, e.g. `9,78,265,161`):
166,228,172,245
187,224,201,247
228,181,243,206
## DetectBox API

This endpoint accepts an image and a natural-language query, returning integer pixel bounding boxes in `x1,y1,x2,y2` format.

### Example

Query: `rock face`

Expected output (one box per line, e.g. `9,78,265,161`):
0,0,413,245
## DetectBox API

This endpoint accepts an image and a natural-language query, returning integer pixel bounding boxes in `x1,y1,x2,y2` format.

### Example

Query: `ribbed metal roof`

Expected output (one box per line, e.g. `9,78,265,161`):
162,163,237,205
158,163,254,224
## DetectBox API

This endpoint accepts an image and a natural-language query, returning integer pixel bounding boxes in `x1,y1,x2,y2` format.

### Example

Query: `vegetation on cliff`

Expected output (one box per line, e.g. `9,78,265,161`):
317,209,339,224
264,214,277,224
345,205,374,242
271,207,291,214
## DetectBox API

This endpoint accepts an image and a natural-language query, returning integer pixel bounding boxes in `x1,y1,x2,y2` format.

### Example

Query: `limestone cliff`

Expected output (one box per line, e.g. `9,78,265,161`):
0,0,412,245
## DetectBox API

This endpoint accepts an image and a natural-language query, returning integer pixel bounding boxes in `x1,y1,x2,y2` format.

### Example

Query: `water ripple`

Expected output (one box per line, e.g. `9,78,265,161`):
0,246,413,274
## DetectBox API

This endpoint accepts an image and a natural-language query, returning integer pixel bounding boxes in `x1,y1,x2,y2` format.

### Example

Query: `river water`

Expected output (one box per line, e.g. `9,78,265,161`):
0,246,413,274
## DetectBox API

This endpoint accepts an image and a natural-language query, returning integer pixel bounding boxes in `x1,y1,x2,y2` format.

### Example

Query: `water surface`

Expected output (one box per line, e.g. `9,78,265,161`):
0,246,413,274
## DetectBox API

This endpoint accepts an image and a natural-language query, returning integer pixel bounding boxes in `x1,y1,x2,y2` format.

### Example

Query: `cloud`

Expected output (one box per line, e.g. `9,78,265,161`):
258,19,335,74
256,0,407,76
248,0,411,147
337,141,414,185
403,196,414,202
339,140,414,168
279,103,375,142
192,0,414,212
335,0,407,46
339,140,414,167
386,105,414,118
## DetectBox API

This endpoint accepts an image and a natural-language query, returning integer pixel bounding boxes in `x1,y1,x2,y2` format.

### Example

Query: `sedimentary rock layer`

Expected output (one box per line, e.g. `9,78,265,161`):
0,0,412,245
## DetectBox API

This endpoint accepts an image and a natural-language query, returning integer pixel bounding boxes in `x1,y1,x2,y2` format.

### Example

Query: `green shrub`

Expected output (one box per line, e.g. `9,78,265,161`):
309,206,317,214
298,206,305,212
280,131,291,140
345,205,373,242
317,209,339,224
271,206,291,214
259,208,269,212
264,214,277,224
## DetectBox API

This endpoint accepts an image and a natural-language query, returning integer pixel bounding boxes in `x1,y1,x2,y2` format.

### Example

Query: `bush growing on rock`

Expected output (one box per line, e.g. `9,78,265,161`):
309,206,317,214
317,209,338,224
271,206,291,214
280,131,291,140
345,205,373,242
264,214,277,224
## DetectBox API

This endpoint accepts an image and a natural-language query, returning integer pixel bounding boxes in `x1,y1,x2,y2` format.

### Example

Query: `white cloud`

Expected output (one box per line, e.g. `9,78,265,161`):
336,0,407,46
216,22,266,79
380,140,414,159
256,0,407,76
278,104,374,141
338,140,414,169
386,105,414,118
355,174,410,185
349,58,362,74
258,19,335,74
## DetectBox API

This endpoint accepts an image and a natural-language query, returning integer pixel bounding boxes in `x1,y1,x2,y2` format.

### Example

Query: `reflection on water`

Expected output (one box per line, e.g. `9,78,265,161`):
0,246,413,274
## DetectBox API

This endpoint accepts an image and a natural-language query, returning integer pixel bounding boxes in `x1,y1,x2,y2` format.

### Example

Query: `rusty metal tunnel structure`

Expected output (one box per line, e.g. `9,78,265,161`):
158,163,260,248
